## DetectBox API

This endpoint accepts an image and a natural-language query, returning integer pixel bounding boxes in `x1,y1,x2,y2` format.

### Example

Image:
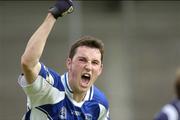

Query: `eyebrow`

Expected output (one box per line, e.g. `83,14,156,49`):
77,56,100,62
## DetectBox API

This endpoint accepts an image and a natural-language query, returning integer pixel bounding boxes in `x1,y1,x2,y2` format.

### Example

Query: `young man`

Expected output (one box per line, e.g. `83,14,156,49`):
154,69,180,120
18,0,110,120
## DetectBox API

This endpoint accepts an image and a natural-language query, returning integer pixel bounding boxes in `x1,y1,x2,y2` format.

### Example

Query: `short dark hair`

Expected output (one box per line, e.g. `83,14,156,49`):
69,35,104,61
175,69,180,99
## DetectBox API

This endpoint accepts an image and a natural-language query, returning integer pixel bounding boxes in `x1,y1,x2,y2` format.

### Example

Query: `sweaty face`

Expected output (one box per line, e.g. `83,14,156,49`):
67,46,103,94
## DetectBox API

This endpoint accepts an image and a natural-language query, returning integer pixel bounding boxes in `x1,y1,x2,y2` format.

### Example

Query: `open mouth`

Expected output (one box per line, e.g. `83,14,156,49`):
81,73,91,86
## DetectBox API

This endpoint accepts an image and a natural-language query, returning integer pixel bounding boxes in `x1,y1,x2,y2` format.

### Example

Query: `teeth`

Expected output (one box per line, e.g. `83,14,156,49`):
84,74,89,77
83,73,90,77
83,73,91,78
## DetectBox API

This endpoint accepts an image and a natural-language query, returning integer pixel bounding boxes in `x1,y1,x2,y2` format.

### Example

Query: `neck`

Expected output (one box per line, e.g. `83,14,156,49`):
73,92,86,103
67,73,87,102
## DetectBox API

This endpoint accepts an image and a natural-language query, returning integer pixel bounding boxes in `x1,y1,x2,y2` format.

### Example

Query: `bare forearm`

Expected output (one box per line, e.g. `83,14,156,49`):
21,13,56,83
22,13,56,68
20,0,73,84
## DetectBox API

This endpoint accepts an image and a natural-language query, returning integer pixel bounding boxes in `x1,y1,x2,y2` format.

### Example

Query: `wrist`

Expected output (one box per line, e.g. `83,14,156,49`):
47,13,56,22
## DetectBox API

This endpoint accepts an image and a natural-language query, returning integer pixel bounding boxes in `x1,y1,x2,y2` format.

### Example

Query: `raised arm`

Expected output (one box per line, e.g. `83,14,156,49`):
21,13,56,84
21,0,74,84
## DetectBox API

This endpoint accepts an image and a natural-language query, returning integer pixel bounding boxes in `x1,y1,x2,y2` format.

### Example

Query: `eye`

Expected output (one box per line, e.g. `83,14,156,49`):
92,60,99,65
78,57,86,62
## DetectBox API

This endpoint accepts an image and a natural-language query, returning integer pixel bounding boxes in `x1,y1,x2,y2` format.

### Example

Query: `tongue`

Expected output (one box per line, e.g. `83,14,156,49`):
82,78,89,84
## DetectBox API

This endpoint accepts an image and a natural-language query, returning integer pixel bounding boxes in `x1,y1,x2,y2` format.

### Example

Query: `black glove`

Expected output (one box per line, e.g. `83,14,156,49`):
49,0,74,19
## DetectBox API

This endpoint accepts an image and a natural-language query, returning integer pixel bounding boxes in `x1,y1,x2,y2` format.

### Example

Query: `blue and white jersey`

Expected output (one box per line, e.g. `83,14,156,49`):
154,99,180,120
18,63,110,120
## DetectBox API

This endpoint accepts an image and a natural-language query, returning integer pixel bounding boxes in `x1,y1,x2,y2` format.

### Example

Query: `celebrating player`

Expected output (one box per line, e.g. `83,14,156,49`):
18,0,110,119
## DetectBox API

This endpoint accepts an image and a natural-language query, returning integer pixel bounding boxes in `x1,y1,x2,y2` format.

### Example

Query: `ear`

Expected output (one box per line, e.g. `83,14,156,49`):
66,58,72,70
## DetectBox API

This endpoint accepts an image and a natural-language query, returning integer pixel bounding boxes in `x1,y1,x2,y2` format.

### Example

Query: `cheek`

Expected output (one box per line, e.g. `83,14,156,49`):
71,62,83,72
96,65,102,72
93,67,101,77
75,62,84,68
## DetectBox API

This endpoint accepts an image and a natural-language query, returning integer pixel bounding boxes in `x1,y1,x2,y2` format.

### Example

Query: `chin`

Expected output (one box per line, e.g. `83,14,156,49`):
79,87,89,93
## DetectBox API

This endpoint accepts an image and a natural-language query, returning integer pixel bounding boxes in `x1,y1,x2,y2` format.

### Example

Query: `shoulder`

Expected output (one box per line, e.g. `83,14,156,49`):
154,103,178,120
92,85,109,110
39,63,64,91
39,63,60,79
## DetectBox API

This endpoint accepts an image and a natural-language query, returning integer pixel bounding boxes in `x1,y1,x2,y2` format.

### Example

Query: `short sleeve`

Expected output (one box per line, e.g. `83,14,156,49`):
18,63,65,107
18,63,55,94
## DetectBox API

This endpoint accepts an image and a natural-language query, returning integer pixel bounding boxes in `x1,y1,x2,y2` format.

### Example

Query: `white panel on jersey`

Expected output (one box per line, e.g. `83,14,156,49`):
30,108,52,120
162,104,178,120
19,75,65,107
98,104,109,120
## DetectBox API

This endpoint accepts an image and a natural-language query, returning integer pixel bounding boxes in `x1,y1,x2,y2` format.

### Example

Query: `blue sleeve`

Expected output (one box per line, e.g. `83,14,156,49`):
154,112,168,120
93,86,109,110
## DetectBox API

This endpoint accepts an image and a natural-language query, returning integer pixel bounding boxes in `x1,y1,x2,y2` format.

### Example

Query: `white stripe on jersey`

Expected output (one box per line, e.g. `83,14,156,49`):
162,104,178,120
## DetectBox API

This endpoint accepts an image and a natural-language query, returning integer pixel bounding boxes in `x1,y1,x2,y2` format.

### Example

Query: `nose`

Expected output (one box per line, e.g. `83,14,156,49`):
84,61,92,71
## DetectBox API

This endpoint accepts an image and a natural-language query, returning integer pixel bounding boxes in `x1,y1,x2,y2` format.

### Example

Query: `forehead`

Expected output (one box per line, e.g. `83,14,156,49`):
75,46,101,60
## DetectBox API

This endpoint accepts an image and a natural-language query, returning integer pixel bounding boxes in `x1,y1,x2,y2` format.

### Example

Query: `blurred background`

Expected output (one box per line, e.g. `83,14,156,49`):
1,1,180,120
